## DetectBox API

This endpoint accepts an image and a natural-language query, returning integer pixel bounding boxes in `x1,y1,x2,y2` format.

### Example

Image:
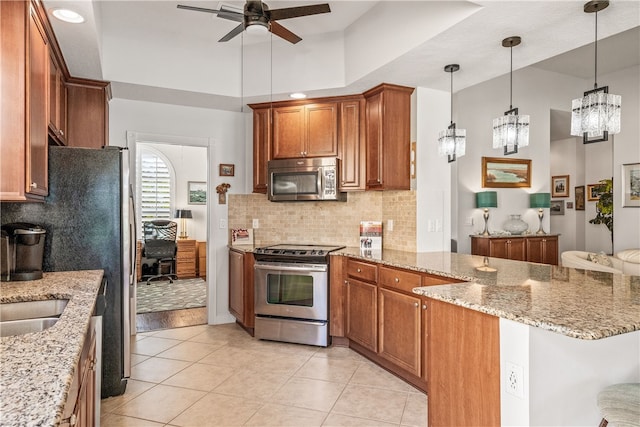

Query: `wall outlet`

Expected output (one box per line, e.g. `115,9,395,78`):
465,217,474,226
505,362,525,399
387,219,394,232
219,219,227,229
252,218,260,228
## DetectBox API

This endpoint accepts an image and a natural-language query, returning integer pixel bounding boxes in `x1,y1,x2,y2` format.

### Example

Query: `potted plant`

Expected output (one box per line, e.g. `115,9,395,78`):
589,178,613,242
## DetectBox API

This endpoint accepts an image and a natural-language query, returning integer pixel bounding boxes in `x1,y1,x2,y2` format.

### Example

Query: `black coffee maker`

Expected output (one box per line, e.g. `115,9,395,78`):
1,223,46,281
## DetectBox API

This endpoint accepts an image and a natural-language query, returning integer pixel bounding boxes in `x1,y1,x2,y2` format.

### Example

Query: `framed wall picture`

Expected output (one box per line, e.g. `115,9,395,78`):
188,181,207,205
219,164,235,177
481,157,531,188
587,184,601,201
551,175,570,197
575,185,585,210
550,200,565,215
621,162,640,207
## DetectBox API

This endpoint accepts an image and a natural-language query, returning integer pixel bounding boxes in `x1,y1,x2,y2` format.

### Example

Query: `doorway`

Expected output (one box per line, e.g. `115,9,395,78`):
128,134,210,332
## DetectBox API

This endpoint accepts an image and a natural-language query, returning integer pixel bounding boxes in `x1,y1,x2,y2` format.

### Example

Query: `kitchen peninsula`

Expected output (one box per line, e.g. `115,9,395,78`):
0,270,103,426
332,248,640,426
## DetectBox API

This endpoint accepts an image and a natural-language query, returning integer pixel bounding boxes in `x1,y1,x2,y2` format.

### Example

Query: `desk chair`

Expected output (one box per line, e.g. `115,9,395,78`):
142,220,178,285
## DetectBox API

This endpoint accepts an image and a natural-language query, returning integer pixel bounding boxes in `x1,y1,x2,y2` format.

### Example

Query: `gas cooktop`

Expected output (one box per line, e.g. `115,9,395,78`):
253,244,345,263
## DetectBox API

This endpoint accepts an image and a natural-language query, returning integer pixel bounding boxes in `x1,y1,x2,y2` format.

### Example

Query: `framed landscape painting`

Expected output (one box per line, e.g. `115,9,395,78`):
622,163,640,207
550,200,565,215
188,181,207,205
575,185,585,210
482,157,531,188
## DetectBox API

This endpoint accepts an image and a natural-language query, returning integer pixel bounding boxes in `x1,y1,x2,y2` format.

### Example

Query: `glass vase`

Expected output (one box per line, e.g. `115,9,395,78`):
503,214,528,235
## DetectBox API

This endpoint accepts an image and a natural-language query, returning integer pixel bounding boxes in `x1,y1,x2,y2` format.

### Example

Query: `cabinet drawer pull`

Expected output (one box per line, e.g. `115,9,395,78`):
394,277,400,283
414,302,419,307
30,182,37,188
422,304,427,310
357,268,361,273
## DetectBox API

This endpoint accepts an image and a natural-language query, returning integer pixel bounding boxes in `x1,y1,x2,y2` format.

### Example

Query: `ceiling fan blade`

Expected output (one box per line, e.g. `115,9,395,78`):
219,23,245,42
269,21,302,44
268,3,330,21
177,4,243,22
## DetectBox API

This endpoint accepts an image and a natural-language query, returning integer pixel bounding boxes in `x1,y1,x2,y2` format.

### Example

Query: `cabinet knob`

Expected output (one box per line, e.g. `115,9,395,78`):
30,182,37,188
422,304,427,310
344,280,348,285
357,268,361,273
59,129,64,136
394,277,400,283
414,302,419,307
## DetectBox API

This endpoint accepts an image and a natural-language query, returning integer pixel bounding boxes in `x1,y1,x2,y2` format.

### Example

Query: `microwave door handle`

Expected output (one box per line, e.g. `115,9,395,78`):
318,167,324,196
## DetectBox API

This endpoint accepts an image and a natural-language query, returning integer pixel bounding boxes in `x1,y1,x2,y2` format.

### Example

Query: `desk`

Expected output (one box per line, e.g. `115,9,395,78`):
176,239,197,278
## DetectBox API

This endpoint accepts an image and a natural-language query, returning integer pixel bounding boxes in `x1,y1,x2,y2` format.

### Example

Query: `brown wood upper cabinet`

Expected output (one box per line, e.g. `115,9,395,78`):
49,51,67,145
272,102,338,159
363,83,414,190
338,98,365,191
0,1,49,201
66,78,110,149
252,107,272,194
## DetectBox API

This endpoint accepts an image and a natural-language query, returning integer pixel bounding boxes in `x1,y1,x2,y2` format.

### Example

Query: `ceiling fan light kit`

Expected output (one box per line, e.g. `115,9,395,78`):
570,0,621,144
178,0,330,44
492,36,530,156
438,64,466,163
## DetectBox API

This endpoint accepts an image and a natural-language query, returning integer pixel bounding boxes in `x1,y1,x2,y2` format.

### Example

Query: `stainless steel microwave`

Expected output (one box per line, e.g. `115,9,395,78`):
268,157,347,202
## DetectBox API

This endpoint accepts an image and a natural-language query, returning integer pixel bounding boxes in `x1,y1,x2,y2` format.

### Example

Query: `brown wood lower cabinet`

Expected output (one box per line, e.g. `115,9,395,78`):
176,239,196,279
61,323,97,427
346,277,378,353
229,248,254,331
471,234,559,265
426,297,501,426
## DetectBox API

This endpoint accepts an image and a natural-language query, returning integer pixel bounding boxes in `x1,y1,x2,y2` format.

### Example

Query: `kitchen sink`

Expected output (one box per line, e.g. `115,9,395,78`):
0,299,68,337
0,318,60,337
0,299,69,322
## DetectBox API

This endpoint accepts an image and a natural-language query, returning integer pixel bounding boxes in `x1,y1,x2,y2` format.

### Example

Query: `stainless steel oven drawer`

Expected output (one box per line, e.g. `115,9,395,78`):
255,316,329,347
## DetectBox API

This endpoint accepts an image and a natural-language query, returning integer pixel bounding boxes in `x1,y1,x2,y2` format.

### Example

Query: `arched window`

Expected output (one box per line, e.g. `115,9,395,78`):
137,146,174,225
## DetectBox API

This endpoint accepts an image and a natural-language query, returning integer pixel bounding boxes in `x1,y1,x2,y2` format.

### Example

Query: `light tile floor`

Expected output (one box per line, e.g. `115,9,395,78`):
101,323,427,427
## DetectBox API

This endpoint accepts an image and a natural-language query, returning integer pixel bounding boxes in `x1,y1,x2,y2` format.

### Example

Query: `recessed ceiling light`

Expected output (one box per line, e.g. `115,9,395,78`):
290,93,306,99
51,8,85,24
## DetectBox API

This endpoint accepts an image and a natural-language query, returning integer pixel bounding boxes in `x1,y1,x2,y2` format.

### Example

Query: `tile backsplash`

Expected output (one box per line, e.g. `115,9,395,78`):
228,191,416,251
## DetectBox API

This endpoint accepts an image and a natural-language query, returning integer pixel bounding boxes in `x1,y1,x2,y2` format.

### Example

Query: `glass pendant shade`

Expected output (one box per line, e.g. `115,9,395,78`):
492,111,530,153
571,89,621,140
438,126,466,158
438,64,465,162
570,0,621,143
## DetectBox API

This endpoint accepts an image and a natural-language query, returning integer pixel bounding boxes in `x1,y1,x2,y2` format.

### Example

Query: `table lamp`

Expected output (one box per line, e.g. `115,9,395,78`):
476,191,498,236
175,209,193,239
529,193,551,235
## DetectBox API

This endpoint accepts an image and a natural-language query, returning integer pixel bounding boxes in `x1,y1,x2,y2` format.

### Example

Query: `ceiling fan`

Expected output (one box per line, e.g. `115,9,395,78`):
177,1,331,44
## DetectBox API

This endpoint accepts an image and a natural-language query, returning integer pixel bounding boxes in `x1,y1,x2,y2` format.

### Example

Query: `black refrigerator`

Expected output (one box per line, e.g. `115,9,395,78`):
0,146,133,398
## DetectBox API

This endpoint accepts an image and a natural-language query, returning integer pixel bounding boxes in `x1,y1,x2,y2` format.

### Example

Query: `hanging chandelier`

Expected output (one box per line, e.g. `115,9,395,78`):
492,36,529,156
570,0,621,144
438,64,466,163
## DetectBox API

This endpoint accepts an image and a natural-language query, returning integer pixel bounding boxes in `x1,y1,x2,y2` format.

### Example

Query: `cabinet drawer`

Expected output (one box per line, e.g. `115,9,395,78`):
347,259,377,282
379,266,421,293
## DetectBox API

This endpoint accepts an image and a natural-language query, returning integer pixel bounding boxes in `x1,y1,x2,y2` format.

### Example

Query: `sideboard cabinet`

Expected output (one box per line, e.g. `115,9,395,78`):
470,234,560,265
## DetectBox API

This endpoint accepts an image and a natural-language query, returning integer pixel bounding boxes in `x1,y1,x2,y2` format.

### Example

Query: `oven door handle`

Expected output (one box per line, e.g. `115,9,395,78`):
254,263,327,273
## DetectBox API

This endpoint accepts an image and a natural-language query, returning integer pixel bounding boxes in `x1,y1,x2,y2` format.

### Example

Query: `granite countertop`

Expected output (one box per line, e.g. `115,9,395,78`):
334,248,640,340
0,270,103,426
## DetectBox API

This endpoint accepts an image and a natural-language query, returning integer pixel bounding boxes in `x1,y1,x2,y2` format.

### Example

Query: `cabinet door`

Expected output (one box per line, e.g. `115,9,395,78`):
305,103,338,157
228,249,244,321
508,238,527,261
66,84,108,148
49,53,67,145
471,237,490,257
329,255,346,337
526,236,558,265
27,3,48,197
365,91,383,189
346,278,377,352
487,238,509,259
253,107,271,193
338,99,365,191
272,105,305,158
378,288,422,377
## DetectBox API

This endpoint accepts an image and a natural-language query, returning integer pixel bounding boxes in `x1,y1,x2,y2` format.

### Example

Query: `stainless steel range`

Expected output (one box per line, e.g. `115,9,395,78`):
253,244,344,347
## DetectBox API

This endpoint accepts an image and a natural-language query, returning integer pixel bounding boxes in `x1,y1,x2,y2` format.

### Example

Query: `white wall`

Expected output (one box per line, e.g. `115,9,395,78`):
109,98,246,325
550,137,579,255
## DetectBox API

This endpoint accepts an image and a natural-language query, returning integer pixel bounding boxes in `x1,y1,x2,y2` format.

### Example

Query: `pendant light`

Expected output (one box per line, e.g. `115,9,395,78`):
492,36,529,156
570,0,621,144
438,64,466,163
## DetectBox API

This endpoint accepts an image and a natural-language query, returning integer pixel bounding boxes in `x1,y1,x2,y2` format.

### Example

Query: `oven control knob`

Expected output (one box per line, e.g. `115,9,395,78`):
318,250,325,255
